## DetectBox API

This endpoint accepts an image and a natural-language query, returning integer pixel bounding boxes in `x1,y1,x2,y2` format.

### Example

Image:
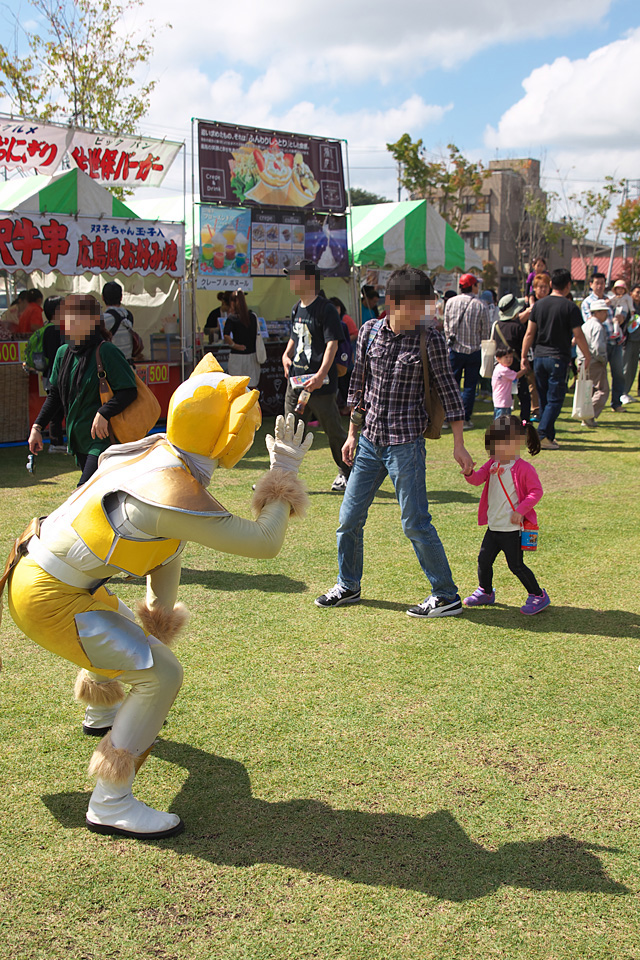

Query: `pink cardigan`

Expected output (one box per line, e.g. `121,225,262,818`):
464,457,543,526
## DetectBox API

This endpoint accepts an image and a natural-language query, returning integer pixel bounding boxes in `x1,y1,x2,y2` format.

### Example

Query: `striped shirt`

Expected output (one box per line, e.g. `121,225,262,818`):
347,319,465,446
444,293,491,354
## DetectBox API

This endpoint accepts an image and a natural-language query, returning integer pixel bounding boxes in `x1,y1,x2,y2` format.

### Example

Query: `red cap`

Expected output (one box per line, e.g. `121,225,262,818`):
459,273,478,289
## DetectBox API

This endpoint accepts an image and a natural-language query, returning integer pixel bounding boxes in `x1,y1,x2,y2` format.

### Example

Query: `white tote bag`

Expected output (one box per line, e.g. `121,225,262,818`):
255,332,267,365
572,365,594,420
480,338,496,378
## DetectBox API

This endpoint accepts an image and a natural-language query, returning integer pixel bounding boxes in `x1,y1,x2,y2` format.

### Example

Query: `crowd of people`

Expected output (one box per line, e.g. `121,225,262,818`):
3,253,637,843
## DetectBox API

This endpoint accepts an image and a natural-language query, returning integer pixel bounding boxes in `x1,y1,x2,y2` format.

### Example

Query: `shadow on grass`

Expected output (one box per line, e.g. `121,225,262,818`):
43,741,628,901
164,568,307,594
463,606,640,639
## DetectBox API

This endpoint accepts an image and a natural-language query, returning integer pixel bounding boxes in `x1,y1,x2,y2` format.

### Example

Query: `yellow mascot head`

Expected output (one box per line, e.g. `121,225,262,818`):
167,354,262,468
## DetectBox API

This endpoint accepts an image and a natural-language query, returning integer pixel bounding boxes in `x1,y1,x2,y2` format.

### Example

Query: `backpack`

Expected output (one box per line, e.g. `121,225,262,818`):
24,322,51,372
336,320,353,377
105,306,145,363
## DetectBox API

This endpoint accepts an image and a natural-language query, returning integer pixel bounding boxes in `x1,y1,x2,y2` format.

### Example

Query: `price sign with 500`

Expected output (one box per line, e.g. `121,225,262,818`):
0,342,27,363
147,363,169,384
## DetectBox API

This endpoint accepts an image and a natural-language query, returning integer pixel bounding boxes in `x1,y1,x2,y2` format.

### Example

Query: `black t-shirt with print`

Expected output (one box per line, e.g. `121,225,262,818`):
289,296,343,395
530,295,583,361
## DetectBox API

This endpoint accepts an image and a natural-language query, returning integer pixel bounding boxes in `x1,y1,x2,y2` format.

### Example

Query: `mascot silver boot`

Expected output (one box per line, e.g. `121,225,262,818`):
4,354,312,839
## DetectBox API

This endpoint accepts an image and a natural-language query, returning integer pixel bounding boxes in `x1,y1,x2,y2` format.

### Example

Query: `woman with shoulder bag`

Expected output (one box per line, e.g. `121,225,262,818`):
223,289,262,387
28,294,137,485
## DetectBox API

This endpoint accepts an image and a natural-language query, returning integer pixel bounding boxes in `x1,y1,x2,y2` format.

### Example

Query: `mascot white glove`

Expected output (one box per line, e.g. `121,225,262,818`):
265,413,313,476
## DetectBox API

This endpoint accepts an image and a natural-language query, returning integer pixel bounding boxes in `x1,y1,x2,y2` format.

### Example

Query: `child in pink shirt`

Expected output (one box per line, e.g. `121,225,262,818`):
492,346,526,418
461,415,550,615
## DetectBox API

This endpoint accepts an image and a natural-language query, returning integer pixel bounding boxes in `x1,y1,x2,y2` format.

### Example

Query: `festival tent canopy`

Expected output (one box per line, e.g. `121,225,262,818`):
0,167,138,218
350,200,483,272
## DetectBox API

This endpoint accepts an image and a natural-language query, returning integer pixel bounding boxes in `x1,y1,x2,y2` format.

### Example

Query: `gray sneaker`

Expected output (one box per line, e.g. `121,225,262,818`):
331,473,348,493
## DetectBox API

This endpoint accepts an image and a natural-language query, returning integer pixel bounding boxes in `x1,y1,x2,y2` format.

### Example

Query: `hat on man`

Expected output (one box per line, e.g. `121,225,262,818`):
459,273,478,290
498,293,526,320
283,258,320,279
589,299,610,313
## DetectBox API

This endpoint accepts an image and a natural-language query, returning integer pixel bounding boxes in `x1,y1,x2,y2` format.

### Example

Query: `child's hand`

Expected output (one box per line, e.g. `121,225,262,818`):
510,510,521,525
461,461,476,477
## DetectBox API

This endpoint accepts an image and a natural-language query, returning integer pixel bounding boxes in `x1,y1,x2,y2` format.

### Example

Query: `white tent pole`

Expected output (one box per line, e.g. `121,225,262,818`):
343,137,360,324
189,118,197,380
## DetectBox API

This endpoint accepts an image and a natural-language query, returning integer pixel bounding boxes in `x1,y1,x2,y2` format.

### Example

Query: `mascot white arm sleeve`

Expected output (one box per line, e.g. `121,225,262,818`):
127,498,292,561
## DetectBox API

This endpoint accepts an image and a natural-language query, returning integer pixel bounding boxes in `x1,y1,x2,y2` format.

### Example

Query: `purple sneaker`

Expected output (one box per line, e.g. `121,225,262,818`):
463,588,495,607
520,589,550,615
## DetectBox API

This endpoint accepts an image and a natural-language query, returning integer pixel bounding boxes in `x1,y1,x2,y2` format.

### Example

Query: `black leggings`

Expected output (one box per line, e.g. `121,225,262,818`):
478,528,541,595
76,453,100,486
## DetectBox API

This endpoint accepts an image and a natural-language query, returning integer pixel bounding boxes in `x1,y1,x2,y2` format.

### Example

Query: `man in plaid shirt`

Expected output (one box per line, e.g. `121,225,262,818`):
316,267,474,618
444,273,491,425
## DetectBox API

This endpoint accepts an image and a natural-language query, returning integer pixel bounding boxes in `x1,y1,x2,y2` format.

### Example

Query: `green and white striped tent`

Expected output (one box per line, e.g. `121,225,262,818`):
0,167,138,218
351,200,483,272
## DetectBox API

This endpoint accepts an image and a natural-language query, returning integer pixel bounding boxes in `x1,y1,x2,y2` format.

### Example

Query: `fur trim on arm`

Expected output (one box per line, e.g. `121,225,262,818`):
252,469,309,519
136,601,189,647
74,670,125,707
88,731,135,785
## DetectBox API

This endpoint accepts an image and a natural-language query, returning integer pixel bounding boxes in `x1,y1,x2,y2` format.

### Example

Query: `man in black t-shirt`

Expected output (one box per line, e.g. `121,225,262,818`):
521,268,591,449
282,259,350,491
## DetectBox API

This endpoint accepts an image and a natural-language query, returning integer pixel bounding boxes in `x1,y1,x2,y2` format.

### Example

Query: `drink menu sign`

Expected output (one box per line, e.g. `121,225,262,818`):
198,121,346,213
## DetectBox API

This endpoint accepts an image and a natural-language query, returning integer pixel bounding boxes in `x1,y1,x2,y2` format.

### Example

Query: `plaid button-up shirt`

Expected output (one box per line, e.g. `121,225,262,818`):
444,293,491,354
347,319,465,446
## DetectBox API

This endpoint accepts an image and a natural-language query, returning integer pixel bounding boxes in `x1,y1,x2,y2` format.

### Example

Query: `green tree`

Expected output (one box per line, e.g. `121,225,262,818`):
386,135,484,231
349,187,389,206
557,176,622,287
481,260,498,291
611,198,640,286
0,0,160,136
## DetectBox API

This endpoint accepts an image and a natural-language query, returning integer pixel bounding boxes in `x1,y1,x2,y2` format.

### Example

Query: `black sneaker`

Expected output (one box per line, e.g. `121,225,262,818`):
406,595,463,618
315,584,361,608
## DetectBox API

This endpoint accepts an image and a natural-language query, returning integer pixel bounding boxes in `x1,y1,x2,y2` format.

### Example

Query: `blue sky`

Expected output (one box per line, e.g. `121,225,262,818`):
2,0,639,207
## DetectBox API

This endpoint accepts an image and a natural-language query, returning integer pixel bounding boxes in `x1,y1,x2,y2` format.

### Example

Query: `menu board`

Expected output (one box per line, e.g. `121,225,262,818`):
304,214,349,278
198,121,346,212
197,205,251,290
250,210,305,276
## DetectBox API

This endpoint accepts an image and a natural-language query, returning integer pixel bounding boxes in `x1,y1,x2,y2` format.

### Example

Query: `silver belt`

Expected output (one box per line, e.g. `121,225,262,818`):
27,536,106,591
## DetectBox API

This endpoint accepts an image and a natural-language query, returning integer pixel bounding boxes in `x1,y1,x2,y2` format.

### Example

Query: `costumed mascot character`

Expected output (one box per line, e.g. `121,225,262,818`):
2,354,313,840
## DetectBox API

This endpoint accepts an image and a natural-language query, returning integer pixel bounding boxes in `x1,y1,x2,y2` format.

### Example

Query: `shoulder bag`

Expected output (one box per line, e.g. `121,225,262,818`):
419,329,446,441
96,344,160,443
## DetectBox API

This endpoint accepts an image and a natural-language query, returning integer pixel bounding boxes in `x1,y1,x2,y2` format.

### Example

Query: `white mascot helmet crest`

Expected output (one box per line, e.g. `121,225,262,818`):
167,354,262,468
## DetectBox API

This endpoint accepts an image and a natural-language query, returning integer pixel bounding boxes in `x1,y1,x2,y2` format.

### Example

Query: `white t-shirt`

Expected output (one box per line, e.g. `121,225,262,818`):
487,460,519,532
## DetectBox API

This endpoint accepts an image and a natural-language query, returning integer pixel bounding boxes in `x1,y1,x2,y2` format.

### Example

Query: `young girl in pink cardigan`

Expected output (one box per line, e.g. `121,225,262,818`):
462,416,550,615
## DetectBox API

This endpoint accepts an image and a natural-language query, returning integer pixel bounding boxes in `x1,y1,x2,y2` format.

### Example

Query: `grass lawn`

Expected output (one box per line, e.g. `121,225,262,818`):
1,397,639,960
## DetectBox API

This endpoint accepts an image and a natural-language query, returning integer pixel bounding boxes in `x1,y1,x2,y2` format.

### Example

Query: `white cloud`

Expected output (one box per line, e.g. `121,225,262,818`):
485,27,640,177
141,0,613,81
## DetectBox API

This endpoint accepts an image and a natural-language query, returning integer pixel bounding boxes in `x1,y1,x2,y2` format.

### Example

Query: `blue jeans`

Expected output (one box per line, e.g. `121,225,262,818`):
494,406,512,419
533,357,568,441
336,435,458,599
607,342,625,408
448,349,481,421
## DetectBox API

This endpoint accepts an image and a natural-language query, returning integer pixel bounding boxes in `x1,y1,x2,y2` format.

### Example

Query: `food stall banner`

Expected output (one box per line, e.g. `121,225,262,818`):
197,205,251,289
0,119,70,176
68,131,182,187
198,121,346,212
0,212,185,278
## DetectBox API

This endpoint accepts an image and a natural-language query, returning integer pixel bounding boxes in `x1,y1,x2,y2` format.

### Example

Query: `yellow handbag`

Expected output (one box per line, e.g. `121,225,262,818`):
96,344,161,443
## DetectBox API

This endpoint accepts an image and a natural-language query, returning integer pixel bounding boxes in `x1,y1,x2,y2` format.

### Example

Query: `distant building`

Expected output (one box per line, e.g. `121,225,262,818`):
421,159,572,295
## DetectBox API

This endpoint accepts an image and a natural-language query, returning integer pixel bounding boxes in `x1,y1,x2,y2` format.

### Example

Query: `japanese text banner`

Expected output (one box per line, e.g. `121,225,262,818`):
0,120,70,176
0,213,185,278
68,131,182,187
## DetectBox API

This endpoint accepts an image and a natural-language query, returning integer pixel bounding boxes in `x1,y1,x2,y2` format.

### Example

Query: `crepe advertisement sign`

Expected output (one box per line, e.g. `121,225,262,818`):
197,205,251,289
198,121,346,213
